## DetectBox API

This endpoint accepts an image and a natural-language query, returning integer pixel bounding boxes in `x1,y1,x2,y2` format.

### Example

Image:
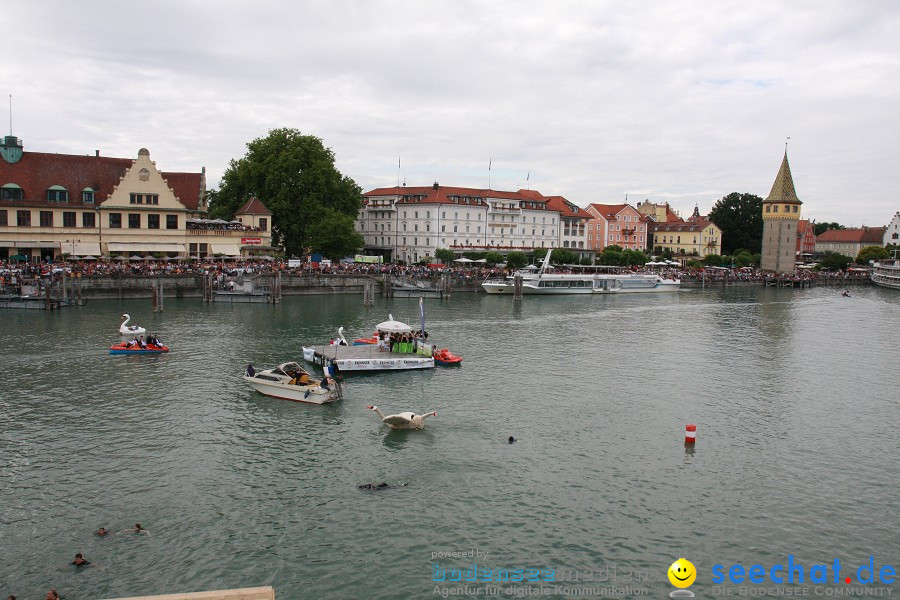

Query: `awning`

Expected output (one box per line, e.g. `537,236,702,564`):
15,241,58,249
59,242,101,256
0,241,15,248
209,244,242,256
106,243,186,253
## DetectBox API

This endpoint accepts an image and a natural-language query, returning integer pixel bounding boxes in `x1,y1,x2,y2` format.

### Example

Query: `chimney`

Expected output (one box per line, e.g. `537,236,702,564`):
95,150,100,157
433,181,439,190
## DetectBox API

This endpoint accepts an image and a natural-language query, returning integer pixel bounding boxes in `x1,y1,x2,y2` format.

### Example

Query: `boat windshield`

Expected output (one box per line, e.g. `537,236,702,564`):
279,362,306,374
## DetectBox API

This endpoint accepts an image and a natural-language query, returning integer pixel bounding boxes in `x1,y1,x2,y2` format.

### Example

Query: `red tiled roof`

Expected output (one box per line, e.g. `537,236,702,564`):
816,227,885,243
0,150,204,210
363,185,551,208
543,195,591,219
236,196,272,215
652,218,713,233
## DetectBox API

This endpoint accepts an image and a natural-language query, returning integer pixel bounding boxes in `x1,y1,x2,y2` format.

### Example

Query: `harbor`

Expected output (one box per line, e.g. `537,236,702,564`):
1,287,897,598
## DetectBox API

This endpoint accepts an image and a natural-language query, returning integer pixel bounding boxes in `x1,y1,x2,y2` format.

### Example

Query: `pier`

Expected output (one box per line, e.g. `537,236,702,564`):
108,586,274,600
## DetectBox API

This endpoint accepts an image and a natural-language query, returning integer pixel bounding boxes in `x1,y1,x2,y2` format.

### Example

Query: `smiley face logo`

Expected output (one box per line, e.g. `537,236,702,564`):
668,558,696,588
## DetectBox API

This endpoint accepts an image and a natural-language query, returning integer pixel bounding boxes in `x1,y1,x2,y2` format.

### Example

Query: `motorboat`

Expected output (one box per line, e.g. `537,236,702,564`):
304,322,435,372
481,249,680,294
433,348,462,366
119,314,146,335
109,342,169,355
243,361,341,404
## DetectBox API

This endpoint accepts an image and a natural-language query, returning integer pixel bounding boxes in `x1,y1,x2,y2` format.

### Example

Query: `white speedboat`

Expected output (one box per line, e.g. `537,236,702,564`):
481,249,680,294
303,324,435,372
871,258,900,290
243,362,341,404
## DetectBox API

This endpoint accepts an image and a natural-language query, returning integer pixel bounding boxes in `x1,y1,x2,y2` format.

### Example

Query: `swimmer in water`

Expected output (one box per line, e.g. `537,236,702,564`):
508,436,516,443
120,523,150,535
46,590,60,600
96,527,108,536
358,482,407,490
71,552,90,566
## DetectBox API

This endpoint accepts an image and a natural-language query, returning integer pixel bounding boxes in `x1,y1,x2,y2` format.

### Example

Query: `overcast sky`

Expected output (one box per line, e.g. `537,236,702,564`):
3,1,898,226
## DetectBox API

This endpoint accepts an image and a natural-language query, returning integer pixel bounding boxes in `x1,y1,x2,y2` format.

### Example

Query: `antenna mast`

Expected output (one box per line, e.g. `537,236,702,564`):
8,94,12,136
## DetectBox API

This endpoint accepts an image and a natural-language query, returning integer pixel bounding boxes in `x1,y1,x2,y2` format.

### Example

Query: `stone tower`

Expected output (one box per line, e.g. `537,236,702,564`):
761,153,802,273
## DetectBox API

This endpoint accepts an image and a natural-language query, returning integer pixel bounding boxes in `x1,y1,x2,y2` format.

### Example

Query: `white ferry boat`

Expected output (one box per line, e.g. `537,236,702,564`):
481,250,680,295
870,257,900,290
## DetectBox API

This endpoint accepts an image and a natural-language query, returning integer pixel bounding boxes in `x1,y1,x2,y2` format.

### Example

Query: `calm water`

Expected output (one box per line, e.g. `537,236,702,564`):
1,286,898,599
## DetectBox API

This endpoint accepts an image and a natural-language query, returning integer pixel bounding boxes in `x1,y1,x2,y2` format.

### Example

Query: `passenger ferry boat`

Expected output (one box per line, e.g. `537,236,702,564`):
481,250,680,295
870,256,900,290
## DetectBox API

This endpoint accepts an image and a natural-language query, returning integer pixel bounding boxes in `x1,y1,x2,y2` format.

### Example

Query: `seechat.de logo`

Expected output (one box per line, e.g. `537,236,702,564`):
711,555,896,586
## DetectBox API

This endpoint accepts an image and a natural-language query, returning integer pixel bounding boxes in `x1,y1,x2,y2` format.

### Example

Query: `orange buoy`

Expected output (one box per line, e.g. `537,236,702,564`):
684,424,696,444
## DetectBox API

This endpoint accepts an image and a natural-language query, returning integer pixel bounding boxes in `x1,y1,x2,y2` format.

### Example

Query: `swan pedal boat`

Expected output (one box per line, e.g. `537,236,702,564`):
119,314,146,336
243,361,340,404
109,342,169,355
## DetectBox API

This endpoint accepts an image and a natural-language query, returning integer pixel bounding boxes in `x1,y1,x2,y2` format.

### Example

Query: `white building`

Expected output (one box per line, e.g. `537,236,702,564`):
358,184,565,263
884,212,900,246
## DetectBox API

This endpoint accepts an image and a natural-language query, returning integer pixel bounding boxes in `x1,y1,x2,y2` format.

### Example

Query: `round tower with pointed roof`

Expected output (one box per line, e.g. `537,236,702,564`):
761,152,802,273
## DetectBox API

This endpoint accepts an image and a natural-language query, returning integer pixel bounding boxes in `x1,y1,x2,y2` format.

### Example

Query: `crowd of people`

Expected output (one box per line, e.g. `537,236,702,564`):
122,334,164,349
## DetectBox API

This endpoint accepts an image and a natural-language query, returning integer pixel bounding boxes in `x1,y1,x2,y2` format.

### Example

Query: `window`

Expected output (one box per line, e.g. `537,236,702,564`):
129,193,159,205
166,214,178,229
414,211,418,219
441,225,446,232
442,212,446,219
403,211,407,218
129,214,141,229
259,218,267,231
40,211,53,227
82,189,95,204
792,205,798,213
109,213,122,228
148,214,160,229
403,223,407,232
82,212,95,228
426,211,430,218
47,187,68,203
426,223,430,232
453,225,458,233
17,210,31,226
1,186,24,201
63,212,76,227
773,205,779,213
765,205,771,213
0,210,6,225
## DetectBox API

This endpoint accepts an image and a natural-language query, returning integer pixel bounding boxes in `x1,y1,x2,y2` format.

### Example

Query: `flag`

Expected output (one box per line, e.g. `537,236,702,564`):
527,171,530,181
489,158,491,171
419,296,425,334
398,156,401,169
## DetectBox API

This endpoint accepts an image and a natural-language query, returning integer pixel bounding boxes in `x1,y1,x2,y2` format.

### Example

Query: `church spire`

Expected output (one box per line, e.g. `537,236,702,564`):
765,152,800,204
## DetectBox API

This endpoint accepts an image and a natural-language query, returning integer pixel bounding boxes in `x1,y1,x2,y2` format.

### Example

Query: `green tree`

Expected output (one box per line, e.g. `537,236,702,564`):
533,248,548,261
598,249,623,265
550,248,578,265
505,251,528,270
856,246,889,264
813,222,845,236
621,249,649,266
703,254,722,266
211,128,362,258
686,259,703,268
817,252,851,271
579,255,594,265
708,192,763,255
484,251,504,266
435,248,455,263
307,211,364,260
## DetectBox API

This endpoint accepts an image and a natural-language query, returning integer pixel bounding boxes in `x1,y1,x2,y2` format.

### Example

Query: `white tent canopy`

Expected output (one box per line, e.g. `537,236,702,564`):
473,258,487,263
375,314,413,333
453,257,474,263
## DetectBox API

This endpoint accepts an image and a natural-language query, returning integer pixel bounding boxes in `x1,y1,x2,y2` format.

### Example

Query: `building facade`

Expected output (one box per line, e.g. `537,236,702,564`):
884,212,900,246
761,153,802,273
0,136,272,261
651,207,723,258
357,184,562,263
815,227,885,258
796,219,816,258
585,203,648,251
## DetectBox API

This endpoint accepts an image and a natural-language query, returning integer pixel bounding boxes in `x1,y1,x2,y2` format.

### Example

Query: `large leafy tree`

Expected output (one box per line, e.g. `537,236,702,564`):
210,128,362,258
505,251,528,270
708,192,763,255
856,245,889,263
307,211,364,260
814,222,844,236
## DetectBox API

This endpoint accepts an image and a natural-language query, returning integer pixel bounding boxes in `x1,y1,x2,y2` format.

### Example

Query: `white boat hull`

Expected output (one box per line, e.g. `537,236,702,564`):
303,346,434,371
871,261,900,290
482,277,680,294
243,375,338,404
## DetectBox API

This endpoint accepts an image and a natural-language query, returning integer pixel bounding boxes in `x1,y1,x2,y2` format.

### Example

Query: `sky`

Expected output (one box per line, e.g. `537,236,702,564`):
2,1,898,227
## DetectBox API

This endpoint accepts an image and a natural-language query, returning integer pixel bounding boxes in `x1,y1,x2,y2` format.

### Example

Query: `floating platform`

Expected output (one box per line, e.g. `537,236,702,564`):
302,344,434,371
0,294,71,310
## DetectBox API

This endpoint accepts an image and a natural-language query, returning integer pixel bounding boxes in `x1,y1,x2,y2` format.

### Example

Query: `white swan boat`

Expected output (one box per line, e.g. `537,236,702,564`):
481,250,680,294
243,362,341,404
119,314,146,335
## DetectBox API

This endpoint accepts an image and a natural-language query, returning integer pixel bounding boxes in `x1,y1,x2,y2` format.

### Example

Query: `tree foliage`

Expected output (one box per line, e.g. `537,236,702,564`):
549,248,578,265
532,248,548,261
856,245,889,263
703,254,722,266
484,251,504,266
708,192,763,255
307,211,364,260
817,252,851,271
505,251,528,270
435,248,455,263
210,128,362,258
813,222,845,236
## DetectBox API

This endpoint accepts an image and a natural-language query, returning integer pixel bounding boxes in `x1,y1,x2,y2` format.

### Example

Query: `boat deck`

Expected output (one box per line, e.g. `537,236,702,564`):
303,344,434,371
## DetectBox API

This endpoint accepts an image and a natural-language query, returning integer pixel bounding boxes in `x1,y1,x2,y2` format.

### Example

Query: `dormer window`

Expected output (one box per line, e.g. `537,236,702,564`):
47,185,68,203
1,183,23,201
82,188,95,204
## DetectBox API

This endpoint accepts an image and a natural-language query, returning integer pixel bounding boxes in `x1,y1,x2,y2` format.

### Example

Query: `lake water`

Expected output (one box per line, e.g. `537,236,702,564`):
1,286,898,599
